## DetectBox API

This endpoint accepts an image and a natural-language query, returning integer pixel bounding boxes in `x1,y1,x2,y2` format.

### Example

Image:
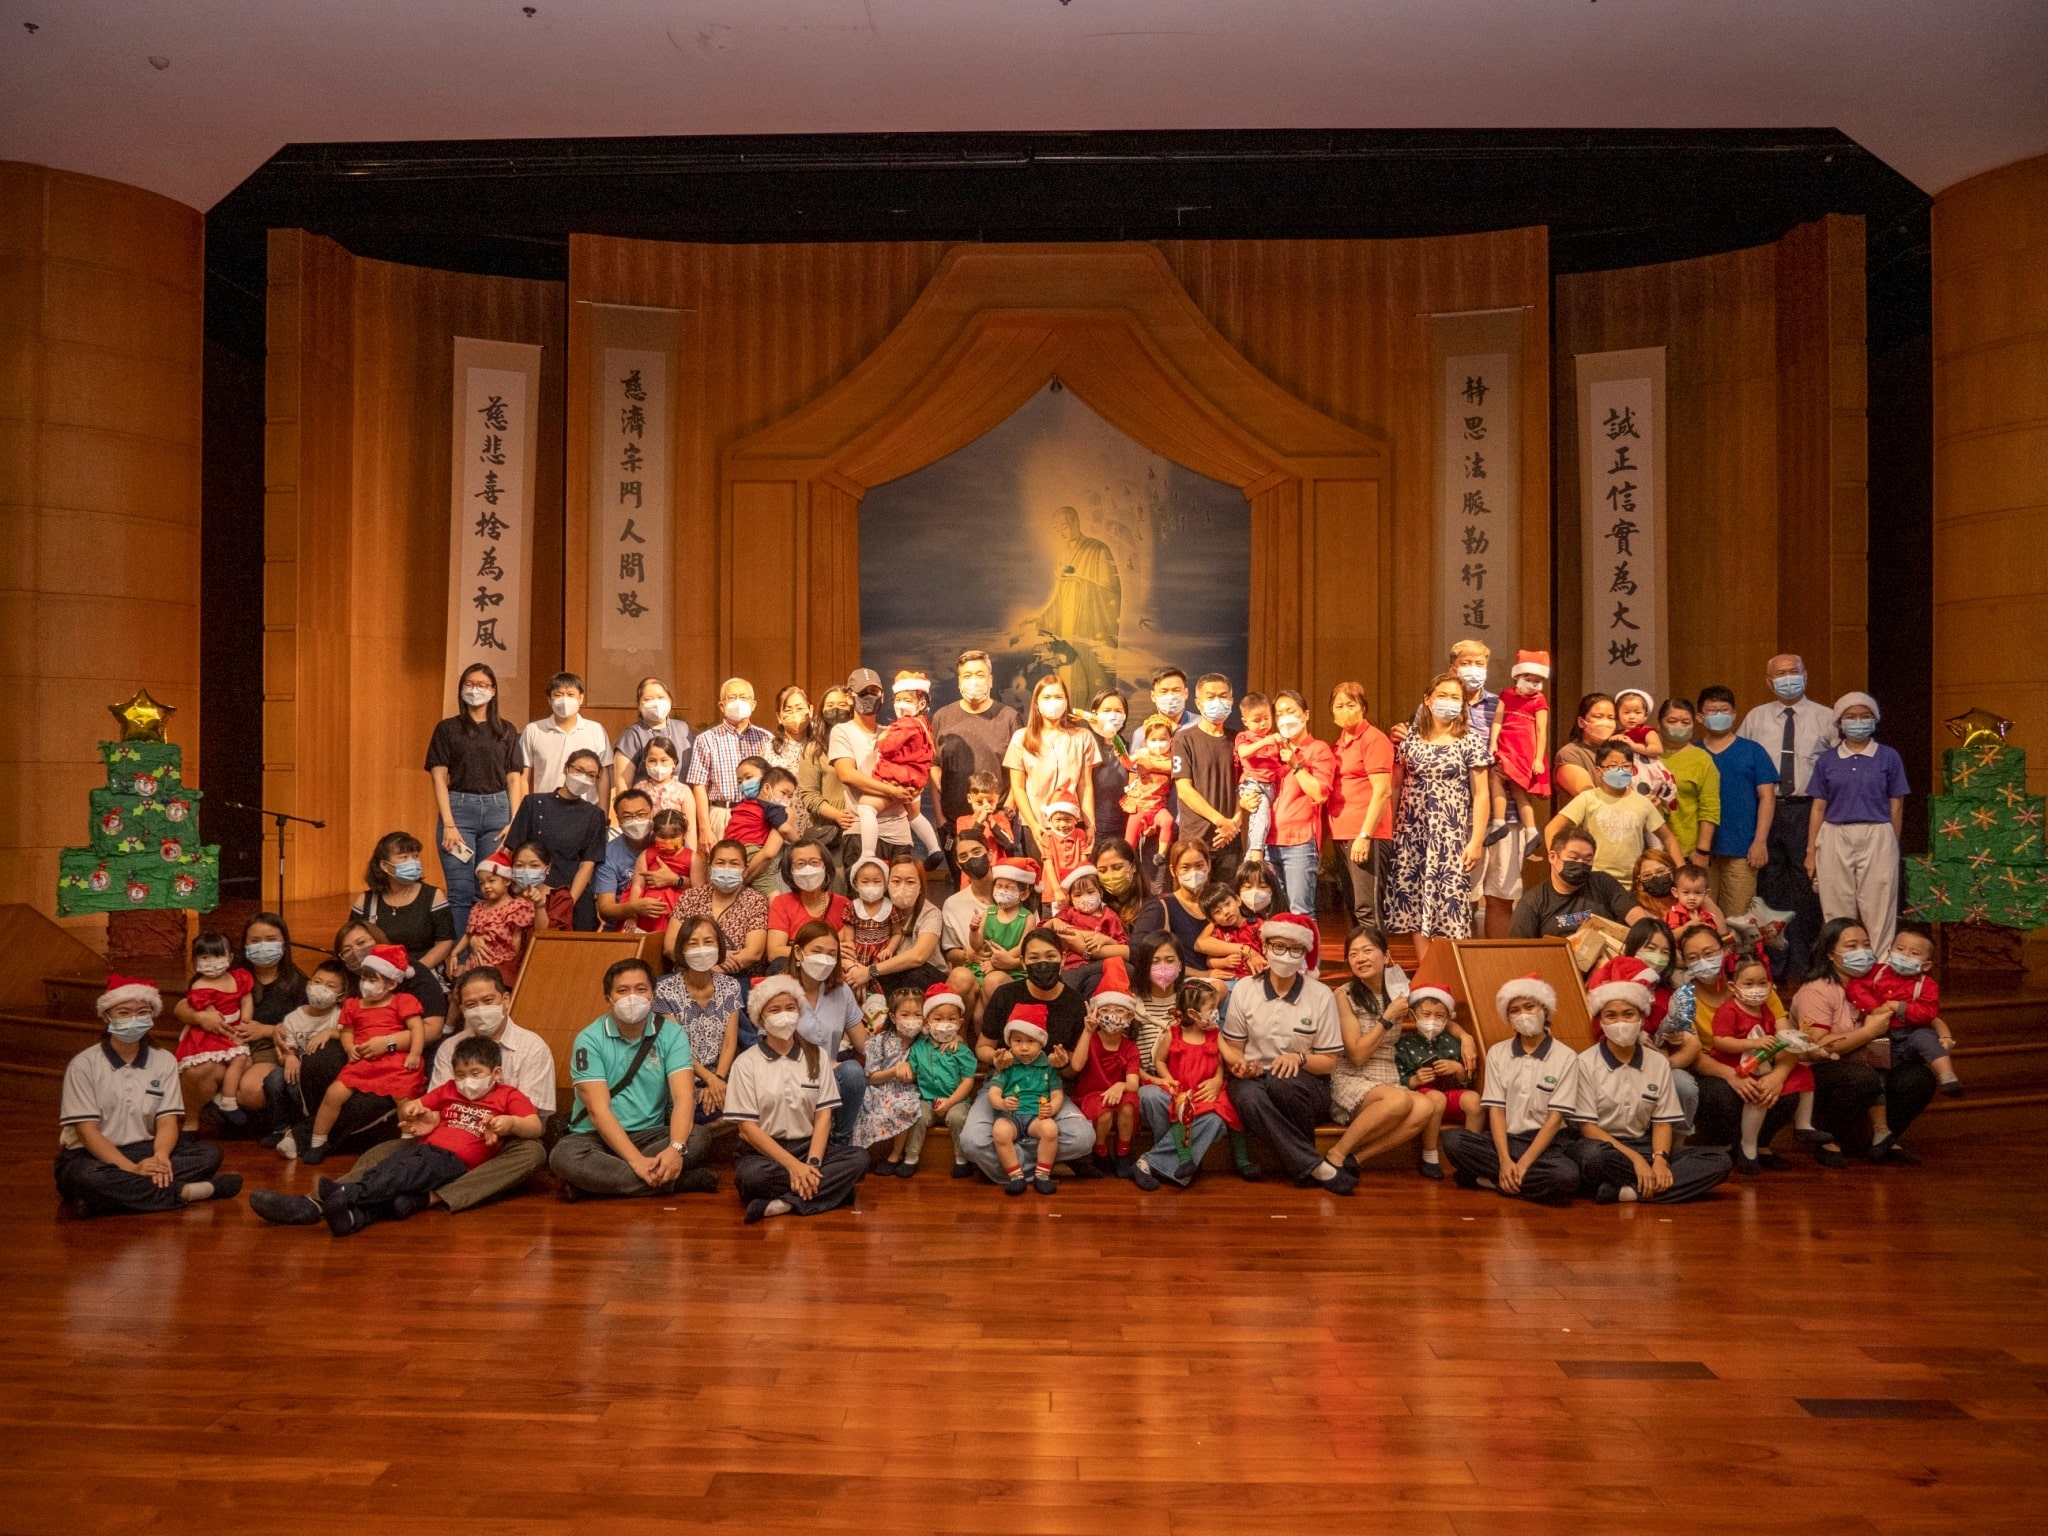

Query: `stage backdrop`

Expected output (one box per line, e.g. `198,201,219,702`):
858,382,1249,713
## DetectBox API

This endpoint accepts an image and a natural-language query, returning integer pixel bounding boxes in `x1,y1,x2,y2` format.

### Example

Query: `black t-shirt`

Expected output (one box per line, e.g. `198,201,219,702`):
247,969,308,1026
424,715,522,796
507,792,608,887
1170,723,1238,842
351,885,456,959
980,979,1088,1056
932,702,1021,821
1092,746,1129,840
1508,872,1636,939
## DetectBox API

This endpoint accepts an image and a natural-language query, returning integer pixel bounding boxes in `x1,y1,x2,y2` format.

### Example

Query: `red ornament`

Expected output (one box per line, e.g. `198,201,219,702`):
163,798,189,823
124,878,151,904
172,872,197,898
158,838,182,861
99,810,123,837
132,771,158,796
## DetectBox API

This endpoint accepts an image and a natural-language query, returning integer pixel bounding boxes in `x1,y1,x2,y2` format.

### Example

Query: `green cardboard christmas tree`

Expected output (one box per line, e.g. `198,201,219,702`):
1904,711,2048,932
54,690,219,917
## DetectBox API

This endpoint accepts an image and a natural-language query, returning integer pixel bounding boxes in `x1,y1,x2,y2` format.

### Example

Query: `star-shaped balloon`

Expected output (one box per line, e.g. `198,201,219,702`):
109,688,175,742
1944,707,2014,747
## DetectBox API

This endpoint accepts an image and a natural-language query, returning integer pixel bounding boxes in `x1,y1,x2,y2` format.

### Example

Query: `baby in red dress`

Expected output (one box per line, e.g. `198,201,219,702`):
176,930,254,1129
1485,649,1551,853
303,943,424,1166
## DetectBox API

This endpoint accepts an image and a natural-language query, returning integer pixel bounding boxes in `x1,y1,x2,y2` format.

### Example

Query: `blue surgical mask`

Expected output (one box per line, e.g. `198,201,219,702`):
1200,698,1233,724
1602,766,1634,790
1685,957,1722,984
1885,951,1923,977
1771,674,1806,701
1842,718,1877,742
738,778,762,800
106,1015,154,1043
710,867,744,892
392,857,423,882
244,941,285,967
1702,710,1735,733
512,867,546,888
1838,947,1876,977
1664,724,1692,744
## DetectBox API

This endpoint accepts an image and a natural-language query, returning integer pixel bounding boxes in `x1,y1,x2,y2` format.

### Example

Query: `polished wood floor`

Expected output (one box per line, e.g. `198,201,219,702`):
5,1110,2046,1536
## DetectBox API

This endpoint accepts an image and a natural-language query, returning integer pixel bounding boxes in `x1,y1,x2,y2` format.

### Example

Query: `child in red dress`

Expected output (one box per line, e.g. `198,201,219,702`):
1045,865,1129,965
1847,928,1959,1093
858,671,944,863
1614,688,1665,757
1709,955,1826,1174
626,809,695,933
449,850,541,985
1195,883,1265,982
1070,959,1144,1175
1118,713,1178,864
173,929,255,1130
1134,978,1250,1188
1035,798,1092,904
303,943,425,1166
1485,649,1551,851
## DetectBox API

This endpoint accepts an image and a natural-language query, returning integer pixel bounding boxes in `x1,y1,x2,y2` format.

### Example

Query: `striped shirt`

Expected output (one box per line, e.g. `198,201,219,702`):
687,721,774,803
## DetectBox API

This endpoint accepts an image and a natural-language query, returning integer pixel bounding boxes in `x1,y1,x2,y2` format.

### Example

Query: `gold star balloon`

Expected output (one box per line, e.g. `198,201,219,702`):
1944,707,2014,747
109,688,175,742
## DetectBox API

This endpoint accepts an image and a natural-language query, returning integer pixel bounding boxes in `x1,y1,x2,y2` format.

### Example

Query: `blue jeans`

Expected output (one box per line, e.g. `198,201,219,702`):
1138,1084,1225,1182
440,790,510,935
1268,841,1320,917
831,1059,867,1147
1243,781,1272,853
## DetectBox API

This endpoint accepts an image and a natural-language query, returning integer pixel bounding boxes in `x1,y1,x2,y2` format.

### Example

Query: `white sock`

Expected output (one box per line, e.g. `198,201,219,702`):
856,804,880,862
1311,1159,1339,1182
1793,1092,1815,1132
213,1093,238,1110
764,1198,793,1218
309,1133,328,1148
1420,1148,1440,1165
1487,817,1506,829
909,814,941,857
1739,1103,1765,1159
276,1131,298,1158
1617,1186,1639,1203
179,1182,214,1203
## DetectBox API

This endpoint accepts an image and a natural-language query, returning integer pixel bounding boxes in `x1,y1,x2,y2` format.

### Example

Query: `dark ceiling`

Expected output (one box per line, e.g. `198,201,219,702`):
203,128,1932,358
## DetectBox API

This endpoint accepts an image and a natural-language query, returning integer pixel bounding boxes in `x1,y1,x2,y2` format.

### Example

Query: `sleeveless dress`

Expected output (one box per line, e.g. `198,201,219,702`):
1494,690,1551,794
177,969,255,1067
853,1030,922,1147
1160,1026,1242,1130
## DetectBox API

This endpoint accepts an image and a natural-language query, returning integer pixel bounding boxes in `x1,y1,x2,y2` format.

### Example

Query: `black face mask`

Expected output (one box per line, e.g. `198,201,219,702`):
1641,871,1675,897
821,705,853,726
961,855,991,879
1558,859,1593,890
1025,960,1063,990
855,693,882,717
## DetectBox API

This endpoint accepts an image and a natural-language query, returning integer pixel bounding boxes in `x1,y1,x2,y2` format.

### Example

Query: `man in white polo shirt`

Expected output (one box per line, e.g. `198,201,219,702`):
520,670,612,805
1220,912,1350,1192
1440,972,1583,1204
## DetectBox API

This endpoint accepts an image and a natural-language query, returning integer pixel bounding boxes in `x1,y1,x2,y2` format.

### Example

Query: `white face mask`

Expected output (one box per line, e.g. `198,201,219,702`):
455,1074,495,1101
646,763,674,782
683,945,719,972
723,698,754,723
856,883,886,906
1039,696,1067,721
894,1015,922,1039
1455,664,1487,690
358,977,390,1003
641,697,671,723
195,956,230,977
461,685,494,708
801,952,838,982
1417,1015,1446,1040
993,883,1023,910
1276,716,1305,740
1264,948,1304,980
1514,676,1542,696
761,1009,799,1042
1073,891,1103,914
928,1019,959,1044
959,676,991,703
620,818,653,841
612,994,652,1025
1736,985,1771,1007
305,983,340,1011
1508,1007,1546,1038
791,864,827,892
1178,869,1209,893
1096,710,1125,735
566,772,595,794
1429,696,1464,723
1241,887,1272,913
550,694,578,719
463,1003,506,1036
1602,1017,1643,1049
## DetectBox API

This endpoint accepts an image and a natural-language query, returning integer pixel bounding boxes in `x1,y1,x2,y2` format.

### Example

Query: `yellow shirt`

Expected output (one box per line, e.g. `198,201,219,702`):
1560,786,1667,880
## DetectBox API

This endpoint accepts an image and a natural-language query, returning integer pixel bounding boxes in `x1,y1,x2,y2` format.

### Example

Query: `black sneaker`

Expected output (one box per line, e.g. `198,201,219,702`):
1114,1154,1136,1180
894,1160,918,1178
1941,1079,1965,1097
250,1190,322,1225
1880,1141,1923,1166
1733,1150,1761,1176
299,1140,328,1166
743,1198,771,1224
1321,1167,1359,1197
1066,1158,1104,1181
1005,1174,1027,1196
1595,1182,1621,1205
1235,1161,1262,1182
1452,1168,1481,1190
1132,1164,1160,1191
674,1168,719,1195
1755,1150,1787,1171
1032,1175,1058,1196
208,1173,243,1201
320,1187,359,1237
1482,822,1515,847
390,1191,429,1220
1794,1127,1833,1144
950,1161,974,1179
1417,1159,1444,1181
1815,1146,1848,1169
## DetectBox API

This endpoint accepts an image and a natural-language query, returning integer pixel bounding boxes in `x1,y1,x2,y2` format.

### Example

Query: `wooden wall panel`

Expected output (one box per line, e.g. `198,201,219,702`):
1933,155,2048,799
0,162,202,924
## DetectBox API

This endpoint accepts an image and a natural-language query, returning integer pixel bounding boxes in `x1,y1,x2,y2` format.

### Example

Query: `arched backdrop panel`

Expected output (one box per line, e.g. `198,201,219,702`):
721,244,1389,715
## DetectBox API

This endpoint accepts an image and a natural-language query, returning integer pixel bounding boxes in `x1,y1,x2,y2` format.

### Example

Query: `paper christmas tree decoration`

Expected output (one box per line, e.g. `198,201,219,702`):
56,739,219,916
1906,740,2048,930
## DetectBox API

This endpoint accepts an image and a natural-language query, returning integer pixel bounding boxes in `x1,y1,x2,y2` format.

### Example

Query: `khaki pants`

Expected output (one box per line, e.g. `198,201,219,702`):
342,1134,546,1213
1815,820,1900,959
902,1098,970,1165
1708,853,1759,921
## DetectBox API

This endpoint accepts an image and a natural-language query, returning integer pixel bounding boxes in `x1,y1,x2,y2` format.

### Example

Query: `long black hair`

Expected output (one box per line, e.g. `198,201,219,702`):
241,909,308,1003
456,662,510,737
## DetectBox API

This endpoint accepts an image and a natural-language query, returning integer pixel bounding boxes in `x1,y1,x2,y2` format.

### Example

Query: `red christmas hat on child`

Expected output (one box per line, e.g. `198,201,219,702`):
1512,649,1550,680
1585,955,1658,1015
1005,1001,1050,1045
1090,955,1137,1014
1495,970,1557,1016
359,943,414,983
478,849,514,877
1408,985,1457,1015
97,973,162,1017
922,980,965,1019
1259,910,1320,951
991,857,1039,889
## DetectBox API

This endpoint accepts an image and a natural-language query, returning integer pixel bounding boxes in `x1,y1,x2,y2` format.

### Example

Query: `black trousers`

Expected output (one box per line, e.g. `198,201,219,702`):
734,1136,867,1215
1439,1127,1580,1203
1692,1076,1799,1150
1758,797,1825,982
350,1141,468,1213
1693,1059,1935,1155
1341,838,1391,934
1568,1134,1732,1202
54,1134,222,1216
1226,1072,1330,1180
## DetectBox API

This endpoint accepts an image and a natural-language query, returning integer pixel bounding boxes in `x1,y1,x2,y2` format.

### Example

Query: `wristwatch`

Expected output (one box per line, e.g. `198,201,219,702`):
668,1140,687,1154
805,1154,823,1167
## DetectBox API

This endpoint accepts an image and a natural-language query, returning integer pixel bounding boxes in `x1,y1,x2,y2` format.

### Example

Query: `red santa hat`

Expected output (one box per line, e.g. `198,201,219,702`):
96,973,162,1017
1512,649,1551,680
892,671,931,694
746,973,804,1026
1407,985,1457,1016
359,943,414,983
1495,971,1557,1017
922,981,965,1020
1004,1001,1050,1046
1259,911,1320,951
1585,955,1659,1016
1089,955,1137,1015
1060,863,1099,892
1045,798,1082,822
478,849,514,878
991,858,1039,889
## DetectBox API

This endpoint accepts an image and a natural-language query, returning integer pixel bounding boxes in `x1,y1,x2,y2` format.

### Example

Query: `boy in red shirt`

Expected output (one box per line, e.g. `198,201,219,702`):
1036,798,1093,903
1195,882,1266,982
1233,692,1286,864
954,771,1021,865
1846,927,1960,1094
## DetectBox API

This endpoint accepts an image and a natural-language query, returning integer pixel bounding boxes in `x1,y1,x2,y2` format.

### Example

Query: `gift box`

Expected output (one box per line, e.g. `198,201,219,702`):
1939,742,2028,797
57,737,214,915
99,740,185,797
1926,792,2047,865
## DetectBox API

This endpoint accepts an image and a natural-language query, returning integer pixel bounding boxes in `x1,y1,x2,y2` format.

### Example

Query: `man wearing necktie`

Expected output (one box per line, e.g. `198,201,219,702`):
1737,655,1837,981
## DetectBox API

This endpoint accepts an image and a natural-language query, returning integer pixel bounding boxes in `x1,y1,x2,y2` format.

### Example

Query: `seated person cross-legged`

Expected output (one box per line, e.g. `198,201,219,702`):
1439,973,1584,1204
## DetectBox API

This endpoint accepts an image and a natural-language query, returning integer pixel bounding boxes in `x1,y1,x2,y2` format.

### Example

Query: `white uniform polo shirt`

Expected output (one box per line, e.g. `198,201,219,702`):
1477,1034,1583,1137
1553,1040,1684,1141
518,715,613,800
58,1039,183,1150
1222,972,1343,1065
724,1039,842,1141
427,1017,559,1117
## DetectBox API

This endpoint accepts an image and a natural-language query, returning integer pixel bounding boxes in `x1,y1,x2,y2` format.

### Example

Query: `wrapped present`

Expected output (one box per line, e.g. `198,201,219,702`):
1926,792,2048,865
99,740,185,797
1939,742,2027,797
86,788,191,849
56,844,219,917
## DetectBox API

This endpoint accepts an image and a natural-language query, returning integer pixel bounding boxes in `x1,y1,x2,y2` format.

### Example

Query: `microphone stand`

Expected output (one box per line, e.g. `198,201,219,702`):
217,800,326,909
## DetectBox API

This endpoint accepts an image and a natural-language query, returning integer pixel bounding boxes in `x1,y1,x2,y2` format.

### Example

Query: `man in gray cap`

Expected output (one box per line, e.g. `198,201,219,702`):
830,666,919,873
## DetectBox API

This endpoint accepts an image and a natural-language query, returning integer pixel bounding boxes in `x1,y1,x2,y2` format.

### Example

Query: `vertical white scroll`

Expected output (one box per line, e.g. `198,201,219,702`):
445,338,541,703
1432,312,1523,689
585,306,677,705
1576,349,1668,700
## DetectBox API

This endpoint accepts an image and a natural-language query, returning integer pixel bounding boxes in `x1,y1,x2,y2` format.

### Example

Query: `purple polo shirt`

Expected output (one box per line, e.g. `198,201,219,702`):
1804,742,1908,824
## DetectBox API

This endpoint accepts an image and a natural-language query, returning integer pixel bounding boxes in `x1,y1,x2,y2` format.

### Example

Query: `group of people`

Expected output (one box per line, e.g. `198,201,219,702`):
55,641,1948,1228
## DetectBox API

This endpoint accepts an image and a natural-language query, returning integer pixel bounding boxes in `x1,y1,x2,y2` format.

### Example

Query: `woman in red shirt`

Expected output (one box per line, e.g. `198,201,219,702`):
1326,682,1396,932
766,834,850,969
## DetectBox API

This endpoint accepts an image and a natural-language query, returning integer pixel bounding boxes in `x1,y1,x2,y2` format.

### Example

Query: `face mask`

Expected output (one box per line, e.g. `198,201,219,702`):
791,864,827,891
1073,891,1103,914
1703,710,1735,732
762,1009,799,1041
723,699,754,723
1686,956,1723,984
647,762,674,782
1039,697,1068,722
641,698,671,723
889,885,920,910
1417,1016,1446,1040
738,778,761,801
620,818,653,841
106,1015,154,1042
1638,950,1670,975
959,677,990,703
801,952,838,982
461,686,494,708
1200,698,1232,724
1242,887,1273,913
1025,960,1063,990
1558,859,1592,889
856,883,886,905
821,704,852,726
1266,716,1304,746
893,698,921,721
1455,665,1487,690
1154,692,1187,718
464,1003,506,1035
993,884,1023,910
1664,724,1692,744
1641,871,1675,897
1096,710,1125,735
1838,947,1876,977
670,943,717,973
709,867,744,893
1098,867,1132,895
894,1015,922,1039
855,693,882,717
513,867,546,888
1515,677,1542,696
1736,985,1770,1007
929,1020,959,1044
1509,1008,1545,1038
612,994,652,1025
1771,674,1806,701
551,694,578,719
1178,869,1208,893
245,940,285,967
1886,951,1924,977
1429,697,1463,723
306,983,340,1011
1602,766,1634,791
1842,718,1877,741
358,978,390,1002
1602,1018,1643,1049
1264,949,1304,980
961,855,991,881
455,1074,495,1101
194,955,230,978
565,773,595,795
1149,961,1181,990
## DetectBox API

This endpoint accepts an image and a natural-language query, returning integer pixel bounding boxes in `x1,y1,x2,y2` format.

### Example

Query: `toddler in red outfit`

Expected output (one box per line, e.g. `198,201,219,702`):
1071,959,1144,1176
1847,929,1959,1093
858,671,944,863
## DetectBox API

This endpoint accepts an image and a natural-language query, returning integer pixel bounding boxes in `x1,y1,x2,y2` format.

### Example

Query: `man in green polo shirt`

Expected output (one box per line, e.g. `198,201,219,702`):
548,957,719,1200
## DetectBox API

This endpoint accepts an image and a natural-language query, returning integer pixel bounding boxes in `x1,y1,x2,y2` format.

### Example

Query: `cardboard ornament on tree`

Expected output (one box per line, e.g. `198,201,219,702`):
55,697,218,920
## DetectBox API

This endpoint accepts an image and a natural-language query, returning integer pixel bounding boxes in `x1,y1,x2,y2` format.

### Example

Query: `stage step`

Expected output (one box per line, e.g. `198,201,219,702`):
0,1008,102,1077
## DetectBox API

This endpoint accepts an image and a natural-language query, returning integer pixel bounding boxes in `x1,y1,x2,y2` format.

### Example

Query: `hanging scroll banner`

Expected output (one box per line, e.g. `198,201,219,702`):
585,304,677,706
1575,347,1668,700
1431,310,1523,691
445,337,541,705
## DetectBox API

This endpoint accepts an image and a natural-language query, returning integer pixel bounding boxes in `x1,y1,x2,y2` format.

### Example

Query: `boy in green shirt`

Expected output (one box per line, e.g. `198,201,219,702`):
978,860,1039,983
903,983,978,1178
988,1002,1063,1197
1392,986,1480,1179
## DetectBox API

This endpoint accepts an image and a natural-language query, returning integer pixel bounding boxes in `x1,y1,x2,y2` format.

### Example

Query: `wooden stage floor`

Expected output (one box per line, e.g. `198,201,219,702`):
5,1117,2046,1536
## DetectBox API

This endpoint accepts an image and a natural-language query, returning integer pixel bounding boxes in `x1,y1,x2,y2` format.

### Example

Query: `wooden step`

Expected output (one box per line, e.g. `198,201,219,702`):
1908,1090,2048,1142
0,1008,104,1076
1946,1038,2048,1095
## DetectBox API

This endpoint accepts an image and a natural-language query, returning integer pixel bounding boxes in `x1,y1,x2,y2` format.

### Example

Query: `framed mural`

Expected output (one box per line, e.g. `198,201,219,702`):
858,381,1251,714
